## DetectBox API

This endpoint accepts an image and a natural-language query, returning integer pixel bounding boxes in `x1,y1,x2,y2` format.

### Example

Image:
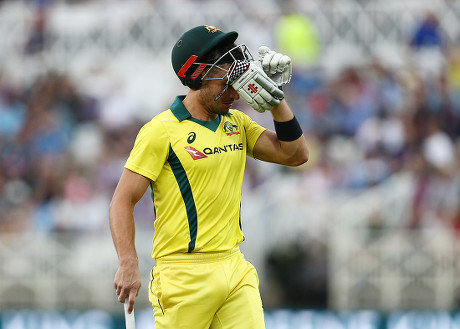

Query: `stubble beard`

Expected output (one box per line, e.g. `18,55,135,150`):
200,87,230,116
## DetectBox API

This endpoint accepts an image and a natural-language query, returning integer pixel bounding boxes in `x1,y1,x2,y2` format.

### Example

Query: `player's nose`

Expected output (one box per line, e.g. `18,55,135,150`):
228,86,239,100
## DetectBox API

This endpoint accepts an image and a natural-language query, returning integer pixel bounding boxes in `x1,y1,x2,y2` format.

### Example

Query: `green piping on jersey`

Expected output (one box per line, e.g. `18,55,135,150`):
167,145,197,252
149,182,156,218
239,201,245,241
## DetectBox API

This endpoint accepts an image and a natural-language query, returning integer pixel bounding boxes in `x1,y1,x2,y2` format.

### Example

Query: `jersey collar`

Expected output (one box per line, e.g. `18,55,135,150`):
170,95,191,121
170,95,224,132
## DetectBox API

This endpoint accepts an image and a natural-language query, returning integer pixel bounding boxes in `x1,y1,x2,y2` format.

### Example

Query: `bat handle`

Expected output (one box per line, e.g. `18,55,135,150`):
124,298,136,329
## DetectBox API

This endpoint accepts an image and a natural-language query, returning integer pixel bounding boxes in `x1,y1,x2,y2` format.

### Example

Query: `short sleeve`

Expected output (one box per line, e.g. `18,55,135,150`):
234,111,266,158
125,119,170,182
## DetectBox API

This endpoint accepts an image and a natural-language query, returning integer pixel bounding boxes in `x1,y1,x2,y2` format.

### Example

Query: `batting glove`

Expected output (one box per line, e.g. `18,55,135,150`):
258,46,292,86
230,61,284,113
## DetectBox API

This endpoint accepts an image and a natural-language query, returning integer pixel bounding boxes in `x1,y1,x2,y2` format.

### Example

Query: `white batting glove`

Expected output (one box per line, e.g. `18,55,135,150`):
258,46,292,86
231,61,284,113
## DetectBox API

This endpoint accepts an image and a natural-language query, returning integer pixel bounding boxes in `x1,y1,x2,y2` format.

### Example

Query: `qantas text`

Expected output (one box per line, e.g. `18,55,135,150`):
203,143,244,155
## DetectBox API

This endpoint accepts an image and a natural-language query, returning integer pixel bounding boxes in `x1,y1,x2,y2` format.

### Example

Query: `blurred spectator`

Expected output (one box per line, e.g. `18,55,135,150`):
409,11,447,79
328,66,380,136
355,107,406,158
410,11,445,51
275,11,321,69
448,47,460,90
266,239,328,308
422,116,456,173
24,8,49,55
0,75,26,139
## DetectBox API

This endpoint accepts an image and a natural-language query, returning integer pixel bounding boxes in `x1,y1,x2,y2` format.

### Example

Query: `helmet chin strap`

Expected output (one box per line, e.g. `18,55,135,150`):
214,84,229,101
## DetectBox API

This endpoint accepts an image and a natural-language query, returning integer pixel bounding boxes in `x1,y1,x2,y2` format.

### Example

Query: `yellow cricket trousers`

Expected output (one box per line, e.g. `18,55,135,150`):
149,246,266,329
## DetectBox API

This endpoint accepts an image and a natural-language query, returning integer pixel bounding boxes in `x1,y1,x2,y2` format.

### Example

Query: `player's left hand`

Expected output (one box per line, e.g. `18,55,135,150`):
258,46,292,86
231,61,284,113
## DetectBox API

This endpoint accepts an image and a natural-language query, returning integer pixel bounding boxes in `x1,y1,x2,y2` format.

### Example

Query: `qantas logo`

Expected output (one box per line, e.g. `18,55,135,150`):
184,143,244,160
185,146,207,160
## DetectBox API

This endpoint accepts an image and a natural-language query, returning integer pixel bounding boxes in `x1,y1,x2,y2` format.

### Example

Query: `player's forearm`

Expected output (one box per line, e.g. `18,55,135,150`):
110,169,149,266
109,200,139,266
271,100,309,165
270,99,294,122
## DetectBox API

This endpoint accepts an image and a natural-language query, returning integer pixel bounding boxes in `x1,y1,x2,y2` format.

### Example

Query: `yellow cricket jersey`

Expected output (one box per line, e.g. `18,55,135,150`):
125,95,266,259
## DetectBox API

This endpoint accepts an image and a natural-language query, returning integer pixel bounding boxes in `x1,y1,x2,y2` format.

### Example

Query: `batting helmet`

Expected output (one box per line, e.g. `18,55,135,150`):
171,25,238,89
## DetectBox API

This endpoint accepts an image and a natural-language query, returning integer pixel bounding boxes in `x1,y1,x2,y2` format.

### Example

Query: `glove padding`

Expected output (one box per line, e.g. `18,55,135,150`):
258,46,292,86
231,61,284,113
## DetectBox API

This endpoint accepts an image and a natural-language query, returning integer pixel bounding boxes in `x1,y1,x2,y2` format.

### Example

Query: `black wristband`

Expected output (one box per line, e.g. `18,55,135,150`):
274,116,303,141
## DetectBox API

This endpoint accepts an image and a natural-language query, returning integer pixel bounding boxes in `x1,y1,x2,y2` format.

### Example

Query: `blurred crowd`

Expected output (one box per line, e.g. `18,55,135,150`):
286,51,460,229
0,0,460,310
265,9,460,308
253,9,459,233
0,2,459,236
0,72,144,233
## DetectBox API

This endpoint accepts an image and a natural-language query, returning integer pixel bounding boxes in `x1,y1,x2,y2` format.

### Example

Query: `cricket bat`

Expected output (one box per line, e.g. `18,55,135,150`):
124,299,136,329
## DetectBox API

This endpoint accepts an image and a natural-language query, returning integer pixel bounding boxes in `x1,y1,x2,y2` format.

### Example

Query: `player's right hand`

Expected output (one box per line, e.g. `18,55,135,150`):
231,61,284,113
114,263,142,313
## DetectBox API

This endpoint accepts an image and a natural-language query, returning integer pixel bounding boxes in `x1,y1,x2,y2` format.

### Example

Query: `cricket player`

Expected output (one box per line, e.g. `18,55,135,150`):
110,25,309,329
